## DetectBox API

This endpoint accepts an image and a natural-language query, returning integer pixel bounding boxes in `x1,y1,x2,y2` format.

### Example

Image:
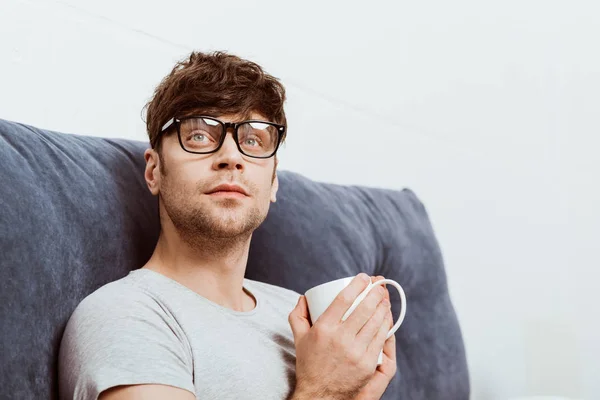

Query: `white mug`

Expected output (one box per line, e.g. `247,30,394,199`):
304,276,407,365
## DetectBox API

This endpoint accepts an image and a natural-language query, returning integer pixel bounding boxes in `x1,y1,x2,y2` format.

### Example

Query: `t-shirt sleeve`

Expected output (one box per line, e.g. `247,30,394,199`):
58,283,195,400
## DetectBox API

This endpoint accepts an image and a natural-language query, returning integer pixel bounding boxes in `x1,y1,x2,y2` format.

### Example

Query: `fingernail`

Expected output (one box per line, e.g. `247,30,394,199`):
358,273,370,282
377,286,385,294
383,298,390,306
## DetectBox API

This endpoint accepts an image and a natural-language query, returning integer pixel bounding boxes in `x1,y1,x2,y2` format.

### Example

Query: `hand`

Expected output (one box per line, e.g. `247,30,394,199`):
354,276,398,400
288,273,393,400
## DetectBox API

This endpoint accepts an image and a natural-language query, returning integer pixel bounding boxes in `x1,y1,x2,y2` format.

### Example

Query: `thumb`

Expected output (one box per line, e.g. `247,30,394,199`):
288,295,311,342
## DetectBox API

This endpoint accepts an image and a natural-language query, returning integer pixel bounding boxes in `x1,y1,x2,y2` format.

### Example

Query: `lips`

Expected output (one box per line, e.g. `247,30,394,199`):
206,184,249,196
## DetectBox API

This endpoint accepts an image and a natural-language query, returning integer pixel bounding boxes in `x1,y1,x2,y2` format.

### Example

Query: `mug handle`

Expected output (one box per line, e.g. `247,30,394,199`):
368,279,407,339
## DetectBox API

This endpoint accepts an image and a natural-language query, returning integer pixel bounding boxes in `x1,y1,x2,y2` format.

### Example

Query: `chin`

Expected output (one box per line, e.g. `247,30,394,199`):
165,197,267,239
202,210,265,238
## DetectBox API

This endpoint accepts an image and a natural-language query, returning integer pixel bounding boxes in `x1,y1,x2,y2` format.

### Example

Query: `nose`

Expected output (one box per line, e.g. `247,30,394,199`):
212,130,244,171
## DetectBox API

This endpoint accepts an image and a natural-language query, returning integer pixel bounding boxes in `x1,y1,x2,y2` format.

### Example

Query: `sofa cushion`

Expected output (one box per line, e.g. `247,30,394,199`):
0,118,469,399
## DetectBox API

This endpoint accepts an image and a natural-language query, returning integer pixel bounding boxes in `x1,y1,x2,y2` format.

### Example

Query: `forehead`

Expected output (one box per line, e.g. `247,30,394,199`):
184,110,269,123
223,111,268,122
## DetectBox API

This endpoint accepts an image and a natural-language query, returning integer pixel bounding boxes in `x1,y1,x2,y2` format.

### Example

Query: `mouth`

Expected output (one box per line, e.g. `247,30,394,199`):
207,191,247,199
206,184,249,199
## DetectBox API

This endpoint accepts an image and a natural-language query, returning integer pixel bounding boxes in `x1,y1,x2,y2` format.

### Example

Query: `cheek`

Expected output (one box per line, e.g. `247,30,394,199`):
259,175,276,204
162,165,204,198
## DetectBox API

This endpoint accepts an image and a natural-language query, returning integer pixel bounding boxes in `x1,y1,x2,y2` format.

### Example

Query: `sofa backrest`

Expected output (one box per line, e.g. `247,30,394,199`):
0,119,469,399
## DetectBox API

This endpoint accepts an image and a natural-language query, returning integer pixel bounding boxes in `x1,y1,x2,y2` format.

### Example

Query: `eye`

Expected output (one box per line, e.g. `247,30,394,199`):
243,137,265,147
190,132,208,142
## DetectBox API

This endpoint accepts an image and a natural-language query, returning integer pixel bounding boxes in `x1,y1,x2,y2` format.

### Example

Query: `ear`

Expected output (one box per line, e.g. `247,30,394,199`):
270,171,279,203
144,148,161,196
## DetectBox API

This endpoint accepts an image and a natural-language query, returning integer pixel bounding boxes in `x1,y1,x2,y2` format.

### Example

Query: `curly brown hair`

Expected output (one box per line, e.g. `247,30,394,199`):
143,51,287,152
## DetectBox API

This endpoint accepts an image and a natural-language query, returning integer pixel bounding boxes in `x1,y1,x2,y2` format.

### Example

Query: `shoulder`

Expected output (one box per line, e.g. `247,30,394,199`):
62,272,187,350
67,275,164,326
60,276,182,360
59,274,194,399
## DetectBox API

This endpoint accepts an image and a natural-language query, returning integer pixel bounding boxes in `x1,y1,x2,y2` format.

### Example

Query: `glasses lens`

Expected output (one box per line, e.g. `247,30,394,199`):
179,117,223,153
237,122,279,157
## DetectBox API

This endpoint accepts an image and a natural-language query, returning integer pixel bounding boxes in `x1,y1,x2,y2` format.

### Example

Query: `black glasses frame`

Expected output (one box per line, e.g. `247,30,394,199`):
159,115,286,159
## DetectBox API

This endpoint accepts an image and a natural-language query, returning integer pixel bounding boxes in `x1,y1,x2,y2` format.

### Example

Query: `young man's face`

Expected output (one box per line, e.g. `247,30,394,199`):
144,112,279,240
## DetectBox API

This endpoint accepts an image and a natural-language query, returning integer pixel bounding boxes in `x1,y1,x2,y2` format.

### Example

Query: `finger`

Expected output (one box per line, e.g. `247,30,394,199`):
383,284,390,302
318,273,371,325
378,282,394,330
377,329,397,376
383,329,396,362
372,276,390,302
367,306,392,358
372,275,394,329
342,283,386,336
372,275,385,285
387,306,394,329
354,296,390,349
288,295,311,342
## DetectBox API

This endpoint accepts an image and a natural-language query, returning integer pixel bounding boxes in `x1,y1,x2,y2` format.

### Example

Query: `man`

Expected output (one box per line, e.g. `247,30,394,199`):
59,51,397,400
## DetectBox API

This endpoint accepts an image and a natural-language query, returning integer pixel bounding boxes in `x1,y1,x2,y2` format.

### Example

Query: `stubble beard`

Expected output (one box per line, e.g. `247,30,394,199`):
160,181,268,252
156,152,277,252
169,196,264,239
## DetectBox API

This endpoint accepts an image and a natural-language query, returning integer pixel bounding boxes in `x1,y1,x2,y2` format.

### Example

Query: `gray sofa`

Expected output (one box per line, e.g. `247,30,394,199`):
0,118,469,399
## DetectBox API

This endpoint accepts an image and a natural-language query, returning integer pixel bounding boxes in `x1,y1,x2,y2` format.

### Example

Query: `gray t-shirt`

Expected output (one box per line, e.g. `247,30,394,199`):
59,269,301,400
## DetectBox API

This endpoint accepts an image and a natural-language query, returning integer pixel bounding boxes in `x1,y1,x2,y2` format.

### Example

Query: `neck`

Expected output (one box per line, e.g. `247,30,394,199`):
143,221,256,313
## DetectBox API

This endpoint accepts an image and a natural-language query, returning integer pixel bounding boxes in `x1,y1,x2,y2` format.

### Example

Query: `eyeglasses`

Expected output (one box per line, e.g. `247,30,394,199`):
159,116,286,159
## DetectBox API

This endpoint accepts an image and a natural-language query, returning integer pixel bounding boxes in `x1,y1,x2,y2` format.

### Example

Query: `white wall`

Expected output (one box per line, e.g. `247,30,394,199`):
2,0,598,398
